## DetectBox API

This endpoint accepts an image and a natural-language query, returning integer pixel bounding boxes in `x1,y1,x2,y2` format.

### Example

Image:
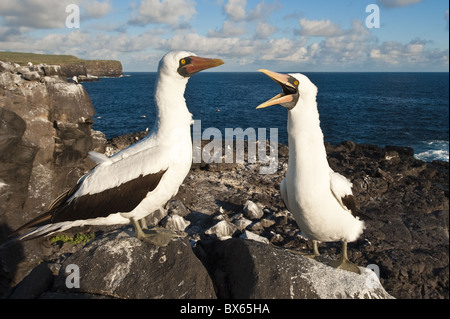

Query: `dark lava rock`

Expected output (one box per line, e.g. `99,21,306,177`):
196,238,392,299
0,61,106,295
53,230,216,299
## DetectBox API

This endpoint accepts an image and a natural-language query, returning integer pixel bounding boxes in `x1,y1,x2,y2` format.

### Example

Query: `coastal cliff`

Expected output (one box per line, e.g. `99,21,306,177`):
59,60,123,78
0,60,106,296
0,52,123,78
0,61,448,299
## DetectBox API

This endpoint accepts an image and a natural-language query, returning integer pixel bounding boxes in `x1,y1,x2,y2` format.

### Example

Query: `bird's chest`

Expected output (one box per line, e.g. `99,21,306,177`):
285,162,332,220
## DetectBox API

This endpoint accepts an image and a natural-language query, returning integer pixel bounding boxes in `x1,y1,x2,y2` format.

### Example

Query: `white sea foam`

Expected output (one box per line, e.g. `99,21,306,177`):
415,140,449,162
0,181,7,191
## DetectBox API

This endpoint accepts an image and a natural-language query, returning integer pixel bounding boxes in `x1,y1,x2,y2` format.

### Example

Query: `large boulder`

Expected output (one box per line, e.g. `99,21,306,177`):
196,238,393,299
52,230,216,299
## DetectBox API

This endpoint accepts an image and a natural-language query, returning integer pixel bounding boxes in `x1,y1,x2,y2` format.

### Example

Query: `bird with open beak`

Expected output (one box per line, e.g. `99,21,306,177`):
257,69,365,274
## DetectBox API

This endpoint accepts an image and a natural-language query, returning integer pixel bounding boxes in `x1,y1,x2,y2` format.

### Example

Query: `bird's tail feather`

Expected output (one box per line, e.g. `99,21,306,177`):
1,222,66,250
9,213,52,238
11,223,66,243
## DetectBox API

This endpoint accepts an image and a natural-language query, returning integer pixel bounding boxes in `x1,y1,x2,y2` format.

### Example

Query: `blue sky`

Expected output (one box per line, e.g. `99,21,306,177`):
0,0,448,72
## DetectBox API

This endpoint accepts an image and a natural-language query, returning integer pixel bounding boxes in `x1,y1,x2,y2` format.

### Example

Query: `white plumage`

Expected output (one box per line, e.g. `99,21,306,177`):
11,51,224,244
257,70,364,273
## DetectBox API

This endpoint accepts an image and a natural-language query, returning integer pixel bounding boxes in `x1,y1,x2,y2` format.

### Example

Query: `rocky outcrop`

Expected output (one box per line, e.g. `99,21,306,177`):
0,52,122,78
0,61,106,295
59,63,87,78
196,238,392,299
105,136,449,299
49,230,216,299
3,132,447,299
84,60,123,77
59,61,122,78
6,226,392,299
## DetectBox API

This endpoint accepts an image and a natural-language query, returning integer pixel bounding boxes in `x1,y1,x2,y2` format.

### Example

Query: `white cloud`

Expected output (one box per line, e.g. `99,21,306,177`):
223,0,279,23
0,0,112,29
0,0,68,29
207,21,247,38
224,0,247,22
84,1,112,18
258,37,308,62
246,0,280,22
129,0,196,26
155,33,251,57
310,20,373,65
376,0,422,9
0,0,447,72
298,18,346,37
370,39,448,67
255,22,277,39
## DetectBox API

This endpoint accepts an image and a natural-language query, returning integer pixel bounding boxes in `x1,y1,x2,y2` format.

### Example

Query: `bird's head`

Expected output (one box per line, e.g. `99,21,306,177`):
256,69,317,110
158,51,224,79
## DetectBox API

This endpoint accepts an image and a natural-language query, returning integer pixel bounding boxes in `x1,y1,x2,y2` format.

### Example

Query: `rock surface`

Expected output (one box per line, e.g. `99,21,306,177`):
0,61,106,295
174,139,449,299
51,230,216,299
196,238,392,299
59,60,123,78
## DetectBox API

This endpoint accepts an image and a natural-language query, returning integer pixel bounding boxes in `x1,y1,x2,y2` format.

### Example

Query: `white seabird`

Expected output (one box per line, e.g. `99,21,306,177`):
10,51,224,246
256,69,365,273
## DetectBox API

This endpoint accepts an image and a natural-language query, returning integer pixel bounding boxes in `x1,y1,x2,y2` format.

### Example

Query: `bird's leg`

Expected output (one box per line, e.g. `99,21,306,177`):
326,241,361,274
312,240,320,257
139,218,148,230
286,240,320,259
131,218,182,247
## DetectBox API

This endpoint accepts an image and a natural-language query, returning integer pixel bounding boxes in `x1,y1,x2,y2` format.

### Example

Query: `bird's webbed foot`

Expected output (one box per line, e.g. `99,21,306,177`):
325,257,362,275
139,227,184,247
323,241,362,274
132,218,185,247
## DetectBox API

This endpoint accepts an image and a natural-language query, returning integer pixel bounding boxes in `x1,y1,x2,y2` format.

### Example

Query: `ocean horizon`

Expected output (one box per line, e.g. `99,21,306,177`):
82,72,449,162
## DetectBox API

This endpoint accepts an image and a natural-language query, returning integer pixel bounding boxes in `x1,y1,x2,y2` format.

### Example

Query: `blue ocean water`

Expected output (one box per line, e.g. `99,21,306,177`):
82,72,449,162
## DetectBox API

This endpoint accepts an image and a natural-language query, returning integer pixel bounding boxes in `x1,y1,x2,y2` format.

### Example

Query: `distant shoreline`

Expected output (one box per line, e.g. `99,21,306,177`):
0,51,118,66
0,51,122,78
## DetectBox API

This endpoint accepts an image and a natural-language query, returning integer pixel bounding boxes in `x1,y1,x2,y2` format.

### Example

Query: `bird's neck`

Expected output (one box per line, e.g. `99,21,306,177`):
153,74,193,136
287,97,330,179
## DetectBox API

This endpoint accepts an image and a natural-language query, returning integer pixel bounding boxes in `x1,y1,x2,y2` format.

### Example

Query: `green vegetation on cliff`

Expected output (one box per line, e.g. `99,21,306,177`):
0,51,118,66
0,51,83,65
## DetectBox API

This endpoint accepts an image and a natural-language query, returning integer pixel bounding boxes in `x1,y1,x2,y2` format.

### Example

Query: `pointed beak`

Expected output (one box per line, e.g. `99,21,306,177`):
256,69,296,109
183,56,224,75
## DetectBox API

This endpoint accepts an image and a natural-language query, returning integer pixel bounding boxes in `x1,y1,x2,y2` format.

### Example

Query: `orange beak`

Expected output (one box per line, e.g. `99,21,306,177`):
256,69,297,109
183,56,224,75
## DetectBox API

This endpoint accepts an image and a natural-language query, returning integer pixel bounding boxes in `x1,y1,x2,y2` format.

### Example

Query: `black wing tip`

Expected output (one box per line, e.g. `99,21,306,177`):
342,195,357,213
9,213,52,238
342,194,373,221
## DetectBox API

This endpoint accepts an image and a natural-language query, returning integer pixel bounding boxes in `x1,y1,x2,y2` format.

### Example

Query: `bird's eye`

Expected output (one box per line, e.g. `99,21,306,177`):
294,80,299,86
180,59,186,65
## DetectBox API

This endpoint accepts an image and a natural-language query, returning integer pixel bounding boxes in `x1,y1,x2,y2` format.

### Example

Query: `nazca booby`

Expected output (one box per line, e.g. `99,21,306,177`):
256,69,365,274
10,51,224,246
